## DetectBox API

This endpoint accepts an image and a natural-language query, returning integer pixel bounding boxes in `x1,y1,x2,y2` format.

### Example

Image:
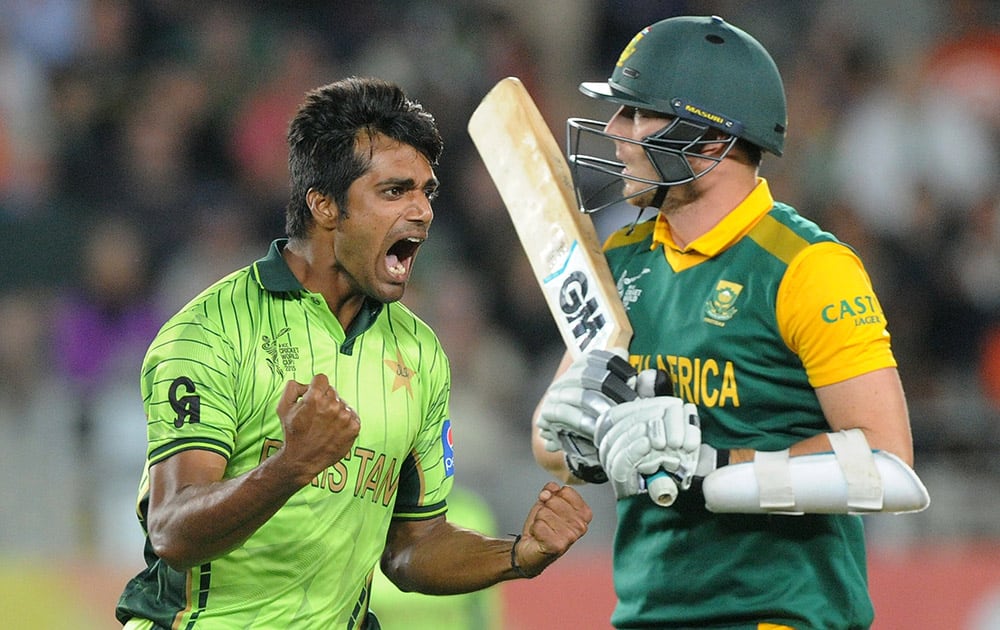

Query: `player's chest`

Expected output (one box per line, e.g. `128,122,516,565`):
612,247,783,359
242,320,426,457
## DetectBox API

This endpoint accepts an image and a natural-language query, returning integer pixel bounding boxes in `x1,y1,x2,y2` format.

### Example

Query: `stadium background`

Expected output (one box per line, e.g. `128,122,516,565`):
0,1,998,627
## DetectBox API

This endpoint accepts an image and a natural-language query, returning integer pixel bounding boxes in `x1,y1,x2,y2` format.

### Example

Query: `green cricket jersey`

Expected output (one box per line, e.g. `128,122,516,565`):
116,240,455,629
604,180,895,629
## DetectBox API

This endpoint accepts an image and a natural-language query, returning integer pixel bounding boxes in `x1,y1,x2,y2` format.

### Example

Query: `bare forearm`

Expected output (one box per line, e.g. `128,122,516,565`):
149,454,306,569
382,523,520,595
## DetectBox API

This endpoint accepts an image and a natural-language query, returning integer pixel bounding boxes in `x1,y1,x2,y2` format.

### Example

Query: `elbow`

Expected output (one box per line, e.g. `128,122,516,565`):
380,548,417,593
148,526,201,571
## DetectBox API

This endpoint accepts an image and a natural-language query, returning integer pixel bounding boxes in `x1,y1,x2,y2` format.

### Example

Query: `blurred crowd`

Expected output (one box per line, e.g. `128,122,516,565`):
0,0,998,567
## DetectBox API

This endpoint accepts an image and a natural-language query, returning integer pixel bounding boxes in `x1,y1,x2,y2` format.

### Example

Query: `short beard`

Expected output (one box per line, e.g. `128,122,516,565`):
658,181,701,216
628,181,701,215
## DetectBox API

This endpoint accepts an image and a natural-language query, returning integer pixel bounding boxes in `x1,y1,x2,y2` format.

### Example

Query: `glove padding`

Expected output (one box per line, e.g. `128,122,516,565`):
594,395,706,500
537,348,636,483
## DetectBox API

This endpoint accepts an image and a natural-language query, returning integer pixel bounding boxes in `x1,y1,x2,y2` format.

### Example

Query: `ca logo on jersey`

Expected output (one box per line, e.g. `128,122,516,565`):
169,376,201,427
704,280,744,327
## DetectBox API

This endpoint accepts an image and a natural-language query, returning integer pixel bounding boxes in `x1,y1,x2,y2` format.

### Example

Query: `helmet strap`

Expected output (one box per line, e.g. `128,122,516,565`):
649,185,669,210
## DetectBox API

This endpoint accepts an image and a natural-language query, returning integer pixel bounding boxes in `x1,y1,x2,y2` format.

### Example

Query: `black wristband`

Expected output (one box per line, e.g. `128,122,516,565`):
717,448,730,468
510,534,532,579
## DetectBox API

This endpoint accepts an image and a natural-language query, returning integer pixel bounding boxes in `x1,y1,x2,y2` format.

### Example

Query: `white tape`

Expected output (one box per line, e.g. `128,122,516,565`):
827,429,883,511
753,449,796,511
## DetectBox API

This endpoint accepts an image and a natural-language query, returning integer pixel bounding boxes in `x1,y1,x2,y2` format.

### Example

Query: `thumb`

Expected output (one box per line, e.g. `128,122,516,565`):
277,379,309,416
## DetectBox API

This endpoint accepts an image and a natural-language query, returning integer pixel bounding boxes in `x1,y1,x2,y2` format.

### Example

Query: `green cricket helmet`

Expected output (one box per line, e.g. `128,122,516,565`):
567,15,788,213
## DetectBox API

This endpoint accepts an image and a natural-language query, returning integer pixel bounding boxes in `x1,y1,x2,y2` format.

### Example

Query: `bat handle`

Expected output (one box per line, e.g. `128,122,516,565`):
646,470,680,507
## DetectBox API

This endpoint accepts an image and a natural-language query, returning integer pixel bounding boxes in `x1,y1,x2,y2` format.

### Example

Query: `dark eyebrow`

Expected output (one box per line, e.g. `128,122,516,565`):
378,176,439,190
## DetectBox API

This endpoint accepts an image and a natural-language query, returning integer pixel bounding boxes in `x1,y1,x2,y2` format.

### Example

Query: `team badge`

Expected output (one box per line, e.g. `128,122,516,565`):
384,349,415,398
616,27,648,67
704,280,743,326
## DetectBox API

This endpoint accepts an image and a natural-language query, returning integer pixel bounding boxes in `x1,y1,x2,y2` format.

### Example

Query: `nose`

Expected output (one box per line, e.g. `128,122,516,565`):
604,106,632,136
408,192,434,224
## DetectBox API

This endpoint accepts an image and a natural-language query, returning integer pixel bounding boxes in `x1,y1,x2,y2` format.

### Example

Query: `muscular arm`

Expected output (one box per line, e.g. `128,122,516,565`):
146,449,307,569
727,367,914,465
147,374,360,570
382,482,592,594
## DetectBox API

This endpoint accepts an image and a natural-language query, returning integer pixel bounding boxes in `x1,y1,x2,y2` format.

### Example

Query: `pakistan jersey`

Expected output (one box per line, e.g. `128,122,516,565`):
605,180,895,629
116,239,455,629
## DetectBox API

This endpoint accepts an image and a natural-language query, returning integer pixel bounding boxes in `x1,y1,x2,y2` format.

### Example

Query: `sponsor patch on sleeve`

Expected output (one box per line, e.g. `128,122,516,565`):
442,419,455,477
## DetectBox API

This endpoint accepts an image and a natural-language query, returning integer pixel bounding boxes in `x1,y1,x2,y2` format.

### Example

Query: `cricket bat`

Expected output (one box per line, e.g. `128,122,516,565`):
467,77,631,357
468,77,679,507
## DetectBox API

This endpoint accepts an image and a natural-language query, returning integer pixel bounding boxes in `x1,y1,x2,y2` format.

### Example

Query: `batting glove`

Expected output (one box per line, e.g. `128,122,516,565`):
537,348,637,483
594,395,712,502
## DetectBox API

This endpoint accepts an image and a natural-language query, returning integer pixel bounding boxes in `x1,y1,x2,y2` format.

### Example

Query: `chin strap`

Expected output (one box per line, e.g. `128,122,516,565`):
624,187,667,236
649,185,669,212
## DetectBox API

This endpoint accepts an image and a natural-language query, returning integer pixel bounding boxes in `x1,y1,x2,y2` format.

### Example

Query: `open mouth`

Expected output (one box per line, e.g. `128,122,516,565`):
386,236,424,278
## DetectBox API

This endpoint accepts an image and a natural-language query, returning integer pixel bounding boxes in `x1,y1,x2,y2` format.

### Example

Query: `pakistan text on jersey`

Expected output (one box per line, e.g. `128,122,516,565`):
633,355,740,408
261,439,399,507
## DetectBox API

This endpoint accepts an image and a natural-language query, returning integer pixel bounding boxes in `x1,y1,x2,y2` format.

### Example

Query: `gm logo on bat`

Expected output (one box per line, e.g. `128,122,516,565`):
543,240,612,353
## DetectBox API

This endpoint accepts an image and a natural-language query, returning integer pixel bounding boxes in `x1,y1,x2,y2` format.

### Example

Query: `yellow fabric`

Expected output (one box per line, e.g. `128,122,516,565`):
777,240,895,387
648,178,894,388
652,178,777,271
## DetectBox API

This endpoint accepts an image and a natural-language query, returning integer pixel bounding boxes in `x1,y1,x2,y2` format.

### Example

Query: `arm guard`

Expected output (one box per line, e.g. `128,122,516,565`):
702,429,930,515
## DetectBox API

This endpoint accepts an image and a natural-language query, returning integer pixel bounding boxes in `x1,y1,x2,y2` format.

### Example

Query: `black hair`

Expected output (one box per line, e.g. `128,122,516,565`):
284,77,444,238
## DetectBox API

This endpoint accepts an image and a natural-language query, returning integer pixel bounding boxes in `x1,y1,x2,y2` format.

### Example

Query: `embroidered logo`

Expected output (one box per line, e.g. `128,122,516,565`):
617,268,651,311
262,328,298,378
384,349,414,398
704,280,744,326
616,26,648,68
169,376,200,427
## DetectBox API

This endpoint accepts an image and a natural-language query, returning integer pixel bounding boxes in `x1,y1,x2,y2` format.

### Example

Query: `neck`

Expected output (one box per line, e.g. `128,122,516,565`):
661,164,758,249
283,238,364,329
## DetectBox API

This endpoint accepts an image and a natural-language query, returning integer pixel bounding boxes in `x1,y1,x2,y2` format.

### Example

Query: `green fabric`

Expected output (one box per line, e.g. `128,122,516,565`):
117,240,454,629
603,207,872,629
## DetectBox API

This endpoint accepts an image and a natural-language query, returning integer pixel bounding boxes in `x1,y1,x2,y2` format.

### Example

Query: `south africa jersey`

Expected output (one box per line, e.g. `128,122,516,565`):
116,240,454,629
605,180,894,629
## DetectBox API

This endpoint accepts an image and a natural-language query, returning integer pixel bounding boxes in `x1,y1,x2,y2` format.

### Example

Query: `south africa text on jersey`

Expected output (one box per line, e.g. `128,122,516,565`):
633,354,740,408
261,438,399,507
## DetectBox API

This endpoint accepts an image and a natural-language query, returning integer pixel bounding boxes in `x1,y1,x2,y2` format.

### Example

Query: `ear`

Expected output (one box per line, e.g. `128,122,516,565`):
307,188,339,229
698,133,734,159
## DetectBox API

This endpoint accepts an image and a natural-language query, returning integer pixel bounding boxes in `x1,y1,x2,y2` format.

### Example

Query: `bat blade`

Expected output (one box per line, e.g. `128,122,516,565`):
467,77,632,357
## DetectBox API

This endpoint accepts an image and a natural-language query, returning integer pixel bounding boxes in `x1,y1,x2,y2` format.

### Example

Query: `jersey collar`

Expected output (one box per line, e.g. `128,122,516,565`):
253,239,305,292
252,239,385,349
652,178,775,266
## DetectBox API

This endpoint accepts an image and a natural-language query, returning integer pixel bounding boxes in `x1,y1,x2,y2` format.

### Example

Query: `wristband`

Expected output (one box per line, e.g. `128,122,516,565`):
510,534,533,579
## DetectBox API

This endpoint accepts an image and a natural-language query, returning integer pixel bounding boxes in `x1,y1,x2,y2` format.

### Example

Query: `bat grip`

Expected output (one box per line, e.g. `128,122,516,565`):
646,470,680,507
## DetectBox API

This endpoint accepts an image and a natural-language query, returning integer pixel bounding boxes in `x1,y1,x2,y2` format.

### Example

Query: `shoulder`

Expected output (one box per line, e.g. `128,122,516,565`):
153,266,259,344
747,203,847,266
384,302,449,367
385,301,439,343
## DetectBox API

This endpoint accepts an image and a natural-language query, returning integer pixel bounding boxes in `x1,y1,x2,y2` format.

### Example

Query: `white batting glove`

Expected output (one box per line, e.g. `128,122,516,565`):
537,348,636,483
594,396,710,501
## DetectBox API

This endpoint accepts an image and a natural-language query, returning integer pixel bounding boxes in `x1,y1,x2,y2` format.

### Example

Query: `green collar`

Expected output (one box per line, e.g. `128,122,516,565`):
253,239,304,292
252,239,384,354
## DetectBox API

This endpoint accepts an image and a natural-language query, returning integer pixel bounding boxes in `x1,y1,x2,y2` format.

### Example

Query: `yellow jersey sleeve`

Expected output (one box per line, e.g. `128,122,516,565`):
776,241,897,388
